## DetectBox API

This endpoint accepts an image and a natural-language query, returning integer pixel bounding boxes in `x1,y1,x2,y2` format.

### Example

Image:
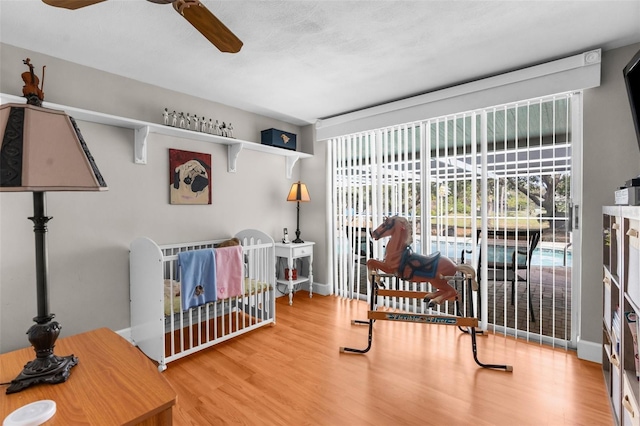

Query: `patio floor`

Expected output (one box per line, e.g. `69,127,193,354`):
484,266,572,341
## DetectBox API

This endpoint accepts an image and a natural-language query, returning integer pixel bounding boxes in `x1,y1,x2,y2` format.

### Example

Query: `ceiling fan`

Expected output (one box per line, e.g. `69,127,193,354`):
41,0,243,53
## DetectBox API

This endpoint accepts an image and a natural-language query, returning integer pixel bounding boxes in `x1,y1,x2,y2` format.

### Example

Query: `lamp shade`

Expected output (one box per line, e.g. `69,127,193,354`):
286,181,310,202
0,103,107,192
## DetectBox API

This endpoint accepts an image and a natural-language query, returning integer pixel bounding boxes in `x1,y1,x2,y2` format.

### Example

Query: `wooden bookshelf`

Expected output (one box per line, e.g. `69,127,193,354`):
603,206,640,426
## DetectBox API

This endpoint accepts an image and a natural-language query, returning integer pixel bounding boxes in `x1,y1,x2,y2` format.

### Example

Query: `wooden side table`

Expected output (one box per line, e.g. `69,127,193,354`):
275,241,314,305
1,327,176,425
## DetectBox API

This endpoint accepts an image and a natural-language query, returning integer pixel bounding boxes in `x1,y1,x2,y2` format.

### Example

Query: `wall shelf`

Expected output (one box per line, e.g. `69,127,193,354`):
1,93,311,178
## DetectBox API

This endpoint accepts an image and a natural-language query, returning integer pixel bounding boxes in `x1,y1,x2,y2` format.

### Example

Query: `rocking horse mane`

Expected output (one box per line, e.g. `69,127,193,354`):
391,216,413,248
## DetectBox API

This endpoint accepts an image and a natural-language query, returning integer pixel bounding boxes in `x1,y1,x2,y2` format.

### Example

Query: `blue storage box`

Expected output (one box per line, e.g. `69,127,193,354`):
261,128,297,151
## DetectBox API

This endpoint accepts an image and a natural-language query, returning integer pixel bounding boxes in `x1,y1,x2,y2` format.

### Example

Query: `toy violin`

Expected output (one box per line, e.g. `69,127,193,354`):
22,58,45,105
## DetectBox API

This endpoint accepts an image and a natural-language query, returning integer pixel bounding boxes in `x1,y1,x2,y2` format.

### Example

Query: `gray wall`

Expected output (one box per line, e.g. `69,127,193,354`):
581,43,640,351
0,43,325,352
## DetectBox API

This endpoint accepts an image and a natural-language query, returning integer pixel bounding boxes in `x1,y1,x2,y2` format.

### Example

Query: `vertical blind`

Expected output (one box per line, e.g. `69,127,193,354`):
330,92,575,347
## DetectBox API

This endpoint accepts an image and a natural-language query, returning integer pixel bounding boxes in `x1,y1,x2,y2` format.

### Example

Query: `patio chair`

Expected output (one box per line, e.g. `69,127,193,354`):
347,226,373,266
462,229,541,322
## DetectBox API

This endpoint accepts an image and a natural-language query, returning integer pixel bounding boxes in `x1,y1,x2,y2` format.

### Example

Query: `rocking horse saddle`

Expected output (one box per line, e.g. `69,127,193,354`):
398,248,441,281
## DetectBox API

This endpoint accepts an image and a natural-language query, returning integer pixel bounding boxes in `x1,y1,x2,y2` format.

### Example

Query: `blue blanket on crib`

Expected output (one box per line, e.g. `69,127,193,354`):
178,248,217,311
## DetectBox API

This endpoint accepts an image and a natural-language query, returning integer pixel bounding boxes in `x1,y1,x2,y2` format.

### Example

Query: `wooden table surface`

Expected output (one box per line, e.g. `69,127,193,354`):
1,327,176,425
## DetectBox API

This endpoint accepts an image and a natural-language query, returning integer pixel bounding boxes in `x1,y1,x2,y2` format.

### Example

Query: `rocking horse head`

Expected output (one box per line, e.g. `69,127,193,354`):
370,215,413,247
367,215,462,306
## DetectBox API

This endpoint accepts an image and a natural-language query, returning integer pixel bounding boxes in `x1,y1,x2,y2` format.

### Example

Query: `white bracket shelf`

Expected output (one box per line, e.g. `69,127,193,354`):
1,93,311,178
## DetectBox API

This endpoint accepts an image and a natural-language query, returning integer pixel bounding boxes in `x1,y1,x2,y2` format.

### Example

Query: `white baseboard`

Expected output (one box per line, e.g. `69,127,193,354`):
577,338,601,363
303,281,331,296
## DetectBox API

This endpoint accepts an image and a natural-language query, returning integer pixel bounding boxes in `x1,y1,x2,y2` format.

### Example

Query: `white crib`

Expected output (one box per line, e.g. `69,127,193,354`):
130,229,276,371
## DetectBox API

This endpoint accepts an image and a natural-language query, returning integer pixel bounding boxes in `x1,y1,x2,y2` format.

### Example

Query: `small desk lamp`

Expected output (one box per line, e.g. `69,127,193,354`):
286,181,310,243
0,59,108,393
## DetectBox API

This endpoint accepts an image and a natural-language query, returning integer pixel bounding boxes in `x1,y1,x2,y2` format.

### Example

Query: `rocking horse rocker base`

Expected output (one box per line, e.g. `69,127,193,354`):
339,270,513,372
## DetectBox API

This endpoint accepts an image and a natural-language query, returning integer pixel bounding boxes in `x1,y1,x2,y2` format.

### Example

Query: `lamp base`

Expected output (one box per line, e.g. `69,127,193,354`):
6,320,78,394
292,238,304,243
7,354,78,394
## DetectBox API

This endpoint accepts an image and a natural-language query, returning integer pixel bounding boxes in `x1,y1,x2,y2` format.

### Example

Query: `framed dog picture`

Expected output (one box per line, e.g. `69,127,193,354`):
169,149,212,205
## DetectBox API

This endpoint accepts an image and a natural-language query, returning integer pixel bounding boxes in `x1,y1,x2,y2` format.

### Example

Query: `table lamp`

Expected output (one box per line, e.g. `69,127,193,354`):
0,59,108,393
286,181,310,243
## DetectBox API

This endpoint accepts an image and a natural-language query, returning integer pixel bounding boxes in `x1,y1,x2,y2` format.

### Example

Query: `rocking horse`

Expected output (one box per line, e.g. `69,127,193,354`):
367,215,468,306
341,215,512,371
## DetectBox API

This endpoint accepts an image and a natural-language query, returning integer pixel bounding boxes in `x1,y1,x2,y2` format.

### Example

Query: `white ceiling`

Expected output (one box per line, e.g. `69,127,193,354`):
1,1,640,127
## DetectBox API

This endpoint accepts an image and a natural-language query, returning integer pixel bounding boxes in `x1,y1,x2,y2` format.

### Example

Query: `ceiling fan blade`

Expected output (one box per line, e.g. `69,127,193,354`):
42,0,107,10
173,1,243,53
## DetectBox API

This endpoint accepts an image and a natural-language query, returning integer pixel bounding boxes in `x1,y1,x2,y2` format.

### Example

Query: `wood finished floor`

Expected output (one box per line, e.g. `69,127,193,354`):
161,291,612,426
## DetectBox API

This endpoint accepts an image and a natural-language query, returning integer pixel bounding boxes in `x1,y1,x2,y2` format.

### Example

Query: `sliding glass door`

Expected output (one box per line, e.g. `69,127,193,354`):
330,92,580,348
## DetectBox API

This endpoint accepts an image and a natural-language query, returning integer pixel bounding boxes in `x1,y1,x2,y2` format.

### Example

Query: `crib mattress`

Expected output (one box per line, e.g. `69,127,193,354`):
164,278,270,316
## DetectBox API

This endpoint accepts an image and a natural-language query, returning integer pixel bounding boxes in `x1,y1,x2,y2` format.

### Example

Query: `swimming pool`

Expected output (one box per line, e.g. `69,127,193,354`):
429,240,572,267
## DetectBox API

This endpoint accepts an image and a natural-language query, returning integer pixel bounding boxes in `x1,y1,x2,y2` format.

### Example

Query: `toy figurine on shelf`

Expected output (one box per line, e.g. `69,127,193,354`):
161,108,236,134
22,58,45,106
